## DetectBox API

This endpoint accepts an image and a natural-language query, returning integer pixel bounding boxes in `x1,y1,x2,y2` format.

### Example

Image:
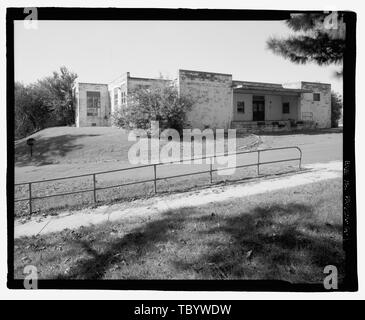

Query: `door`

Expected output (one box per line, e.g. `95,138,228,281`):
253,96,265,121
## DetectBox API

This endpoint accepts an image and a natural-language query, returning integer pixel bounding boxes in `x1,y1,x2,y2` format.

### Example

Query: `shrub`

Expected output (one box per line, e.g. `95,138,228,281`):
331,92,342,128
110,107,127,128
111,81,194,133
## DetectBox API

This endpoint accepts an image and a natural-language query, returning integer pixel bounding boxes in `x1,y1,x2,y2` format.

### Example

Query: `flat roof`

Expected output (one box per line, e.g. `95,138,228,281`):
233,80,283,89
301,81,331,86
233,83,312,94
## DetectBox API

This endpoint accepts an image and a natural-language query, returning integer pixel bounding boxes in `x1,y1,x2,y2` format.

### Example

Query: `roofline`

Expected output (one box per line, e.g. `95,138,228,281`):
179,69,232,77
129,76,171,82
233,85,312,94
300,81,332,86
233,80,282,87
75,82,108,86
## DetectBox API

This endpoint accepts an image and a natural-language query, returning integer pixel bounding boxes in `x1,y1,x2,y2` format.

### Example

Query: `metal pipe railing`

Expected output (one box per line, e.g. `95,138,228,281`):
14,146,302,215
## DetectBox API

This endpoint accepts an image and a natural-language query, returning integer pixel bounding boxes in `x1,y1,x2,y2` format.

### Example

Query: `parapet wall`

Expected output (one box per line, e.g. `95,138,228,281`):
178,70,233,130
300,82,331,128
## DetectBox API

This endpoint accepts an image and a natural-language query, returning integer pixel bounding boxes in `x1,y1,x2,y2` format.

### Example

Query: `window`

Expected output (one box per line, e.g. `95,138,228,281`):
237,101,245,113
313,93,320,101
114,88,119,106
282,102,290,114
87,91,100,116
121,92,126,104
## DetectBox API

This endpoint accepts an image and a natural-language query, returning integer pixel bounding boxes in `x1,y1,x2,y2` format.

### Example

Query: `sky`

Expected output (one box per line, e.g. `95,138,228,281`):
14,20,343,93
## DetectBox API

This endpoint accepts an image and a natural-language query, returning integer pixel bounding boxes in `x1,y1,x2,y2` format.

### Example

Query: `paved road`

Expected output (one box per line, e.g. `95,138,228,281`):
259,132,342,165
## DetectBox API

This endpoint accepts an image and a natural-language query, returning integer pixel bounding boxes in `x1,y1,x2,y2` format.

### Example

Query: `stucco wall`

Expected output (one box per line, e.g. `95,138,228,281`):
265,95,282,121
128,77,170,93
76,83,110,127
178,70,233,130
281,95,299,121
284,81,331,128
232,93,299,121
300,82,331,128
233,93,252,121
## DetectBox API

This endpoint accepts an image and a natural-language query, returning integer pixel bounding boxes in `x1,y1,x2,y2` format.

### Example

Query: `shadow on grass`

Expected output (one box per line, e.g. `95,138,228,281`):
56,214,186,279
15,134,100,167
54,202,344,281
173,204,344,281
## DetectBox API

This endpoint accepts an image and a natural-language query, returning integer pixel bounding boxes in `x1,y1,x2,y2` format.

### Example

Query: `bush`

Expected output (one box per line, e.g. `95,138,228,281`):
331,92,342,128
110,107,127,128
111,81,194,133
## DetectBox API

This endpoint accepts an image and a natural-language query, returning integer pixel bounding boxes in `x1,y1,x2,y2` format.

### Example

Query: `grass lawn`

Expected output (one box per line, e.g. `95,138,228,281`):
14,178,344,283
15,126,260,168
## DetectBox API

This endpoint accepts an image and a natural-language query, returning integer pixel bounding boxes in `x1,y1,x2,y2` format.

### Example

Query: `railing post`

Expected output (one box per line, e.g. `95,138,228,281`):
298,148,302,170
257,150,260,175
153,164,157,193
28,182,32,215
210,156,213,183
93,174,97,203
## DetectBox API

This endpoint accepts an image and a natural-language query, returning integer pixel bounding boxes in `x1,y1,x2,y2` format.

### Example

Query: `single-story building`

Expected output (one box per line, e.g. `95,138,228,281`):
73,69,331,131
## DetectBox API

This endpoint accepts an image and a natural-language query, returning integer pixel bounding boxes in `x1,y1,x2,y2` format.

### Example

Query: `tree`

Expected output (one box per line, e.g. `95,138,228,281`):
331,92,342,128
267,13,345,75
37,66,78,125
14,82,51,138
14,66,78,138
111,81,194,133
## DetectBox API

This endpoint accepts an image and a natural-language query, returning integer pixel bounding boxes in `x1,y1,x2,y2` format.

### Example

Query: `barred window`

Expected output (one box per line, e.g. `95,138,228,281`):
313,93,320,101
87,91,100,116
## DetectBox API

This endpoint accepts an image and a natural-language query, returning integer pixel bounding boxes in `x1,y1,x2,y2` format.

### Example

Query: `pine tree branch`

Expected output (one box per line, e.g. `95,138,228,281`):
267,33,344,65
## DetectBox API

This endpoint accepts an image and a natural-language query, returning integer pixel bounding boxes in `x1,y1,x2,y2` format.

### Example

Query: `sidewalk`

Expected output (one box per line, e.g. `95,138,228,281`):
14,161,342,238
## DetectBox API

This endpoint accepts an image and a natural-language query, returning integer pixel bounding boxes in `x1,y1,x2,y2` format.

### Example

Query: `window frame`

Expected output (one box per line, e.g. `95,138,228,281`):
313,93,321,101
86,91,101,117
282,102,290,114
237,101,245,113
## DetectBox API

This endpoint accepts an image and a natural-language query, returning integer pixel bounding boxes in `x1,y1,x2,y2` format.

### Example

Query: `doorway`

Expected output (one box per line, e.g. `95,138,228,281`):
253,95,265,121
